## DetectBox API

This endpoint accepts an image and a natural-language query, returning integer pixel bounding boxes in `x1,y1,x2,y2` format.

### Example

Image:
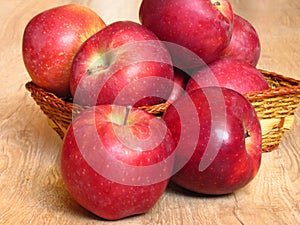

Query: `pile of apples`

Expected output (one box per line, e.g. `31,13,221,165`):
22,0,269,221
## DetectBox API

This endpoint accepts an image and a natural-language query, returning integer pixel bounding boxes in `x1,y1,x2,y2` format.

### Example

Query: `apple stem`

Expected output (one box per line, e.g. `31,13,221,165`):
123,106,132,126
86,65,108,75
213,1,221,6
245,130,251,138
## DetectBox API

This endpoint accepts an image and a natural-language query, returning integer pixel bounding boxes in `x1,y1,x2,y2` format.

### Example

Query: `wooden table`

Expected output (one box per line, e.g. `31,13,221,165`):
1,0,299,224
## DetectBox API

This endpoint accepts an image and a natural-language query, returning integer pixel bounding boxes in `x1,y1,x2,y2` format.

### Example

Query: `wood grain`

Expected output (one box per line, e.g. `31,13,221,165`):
0,0,300,224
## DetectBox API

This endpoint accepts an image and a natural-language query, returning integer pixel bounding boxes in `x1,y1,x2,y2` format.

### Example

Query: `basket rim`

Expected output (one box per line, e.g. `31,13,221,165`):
244,69,300,101
258,69,300,84
25,81,75,113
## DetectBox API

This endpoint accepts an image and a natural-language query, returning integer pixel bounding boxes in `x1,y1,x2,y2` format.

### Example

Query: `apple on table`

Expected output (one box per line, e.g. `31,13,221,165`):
22,4,106,97
60,104,175,220
163,87,262,195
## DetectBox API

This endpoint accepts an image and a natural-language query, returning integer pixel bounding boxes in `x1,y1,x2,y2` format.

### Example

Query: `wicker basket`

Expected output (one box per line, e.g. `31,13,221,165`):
25,69,300,152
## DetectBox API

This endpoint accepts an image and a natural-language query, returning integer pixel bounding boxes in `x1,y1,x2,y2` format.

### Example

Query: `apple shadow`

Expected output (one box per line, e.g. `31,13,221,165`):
35,177,100,221
36,170,148,222
166,180,232,199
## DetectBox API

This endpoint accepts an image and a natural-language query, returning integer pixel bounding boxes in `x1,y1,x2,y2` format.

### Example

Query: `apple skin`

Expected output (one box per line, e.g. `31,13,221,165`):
221,14,261,66
139,0,233,65
186,57,269,95
60,104,175,220
162,87,262,195
22,4,106,97
70,21,174,107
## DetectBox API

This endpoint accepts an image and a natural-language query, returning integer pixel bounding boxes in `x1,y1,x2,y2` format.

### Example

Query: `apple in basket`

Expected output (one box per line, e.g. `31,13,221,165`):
69,21,174,107
186,57,269,95
139,0,234,65
221,14,261,66
60,104,175,220
163,87,262,195
22,4,106,97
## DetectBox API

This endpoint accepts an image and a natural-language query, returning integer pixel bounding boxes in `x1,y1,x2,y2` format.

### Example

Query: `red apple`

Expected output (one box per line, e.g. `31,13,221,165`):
163,87,262,195
70,21,174,107
61,104,175,220
22,4,106,97
139,0,234,65
221,14,261,66
186,57,269,94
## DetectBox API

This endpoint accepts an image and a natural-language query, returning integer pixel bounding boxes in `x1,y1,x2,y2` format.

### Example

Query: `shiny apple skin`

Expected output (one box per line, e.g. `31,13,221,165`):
163,87,262,195
22,4,106,97
61,105,175,220
139,0,234,65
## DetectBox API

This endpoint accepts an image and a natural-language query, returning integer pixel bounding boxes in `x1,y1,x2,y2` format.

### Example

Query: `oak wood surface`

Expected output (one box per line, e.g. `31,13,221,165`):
0,0,299,224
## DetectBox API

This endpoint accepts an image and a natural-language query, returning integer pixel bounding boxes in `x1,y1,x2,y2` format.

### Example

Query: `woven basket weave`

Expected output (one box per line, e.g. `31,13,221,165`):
25,69,300,152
